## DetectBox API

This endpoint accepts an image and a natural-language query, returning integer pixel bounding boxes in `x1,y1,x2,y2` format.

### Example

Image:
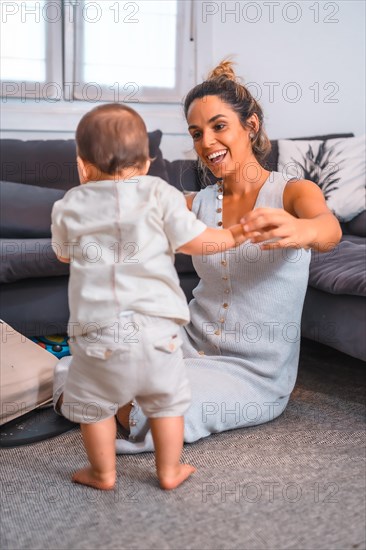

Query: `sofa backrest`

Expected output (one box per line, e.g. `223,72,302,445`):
1,139,79,190
1,132,364,243
0,132,355,193
0,130,168,191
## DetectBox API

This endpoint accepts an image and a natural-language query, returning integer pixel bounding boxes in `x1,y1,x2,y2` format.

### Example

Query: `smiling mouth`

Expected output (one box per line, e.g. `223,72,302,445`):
206,150,228,165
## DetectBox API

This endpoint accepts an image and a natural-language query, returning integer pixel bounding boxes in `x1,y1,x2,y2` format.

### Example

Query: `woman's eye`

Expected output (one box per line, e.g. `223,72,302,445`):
214,123,225,131
192,132,201,140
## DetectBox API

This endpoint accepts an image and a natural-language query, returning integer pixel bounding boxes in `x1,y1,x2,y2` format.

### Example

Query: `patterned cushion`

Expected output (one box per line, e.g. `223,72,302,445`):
278,135,366,222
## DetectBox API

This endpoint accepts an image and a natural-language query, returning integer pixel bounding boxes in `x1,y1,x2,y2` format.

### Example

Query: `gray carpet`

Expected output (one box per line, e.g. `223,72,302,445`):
1,339,365,550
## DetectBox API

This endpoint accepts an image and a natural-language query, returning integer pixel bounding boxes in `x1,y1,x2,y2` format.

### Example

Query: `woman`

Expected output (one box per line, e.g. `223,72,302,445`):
54,61,341,453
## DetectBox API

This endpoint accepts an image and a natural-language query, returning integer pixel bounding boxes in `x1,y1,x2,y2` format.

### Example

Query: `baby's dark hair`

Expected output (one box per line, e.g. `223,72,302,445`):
76,103,149,174
184,60,271,164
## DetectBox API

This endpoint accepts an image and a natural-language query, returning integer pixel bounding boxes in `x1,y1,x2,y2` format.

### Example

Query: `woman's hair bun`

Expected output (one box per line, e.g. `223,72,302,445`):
207,60,237,82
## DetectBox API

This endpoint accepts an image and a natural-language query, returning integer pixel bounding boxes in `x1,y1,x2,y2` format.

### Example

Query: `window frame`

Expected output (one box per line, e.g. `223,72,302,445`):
71,0,195,104
0,0,63,101
0,0,196,103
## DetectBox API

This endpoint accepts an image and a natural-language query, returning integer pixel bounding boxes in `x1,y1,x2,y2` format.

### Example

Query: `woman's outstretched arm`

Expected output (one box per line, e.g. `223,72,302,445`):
241,179,342,252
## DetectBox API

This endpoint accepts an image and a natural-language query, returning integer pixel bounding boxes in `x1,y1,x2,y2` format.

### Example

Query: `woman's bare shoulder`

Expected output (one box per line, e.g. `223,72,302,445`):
283,178,330,218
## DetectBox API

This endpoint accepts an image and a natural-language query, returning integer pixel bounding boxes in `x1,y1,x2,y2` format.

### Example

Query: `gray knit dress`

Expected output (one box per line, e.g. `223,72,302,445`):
53,172,311,452
113,171,311,453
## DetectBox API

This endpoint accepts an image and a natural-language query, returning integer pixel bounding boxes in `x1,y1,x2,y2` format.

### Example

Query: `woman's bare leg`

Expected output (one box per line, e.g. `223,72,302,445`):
116,402,133,432
72,416,117,490
55,393,63,414
149,416,196,490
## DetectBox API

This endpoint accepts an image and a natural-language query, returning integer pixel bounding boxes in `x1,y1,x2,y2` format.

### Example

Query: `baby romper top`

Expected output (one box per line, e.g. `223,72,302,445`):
51,175,207,337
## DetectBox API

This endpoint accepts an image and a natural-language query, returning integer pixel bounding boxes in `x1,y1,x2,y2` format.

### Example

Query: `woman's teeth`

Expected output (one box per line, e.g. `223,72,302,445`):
207,150,227,164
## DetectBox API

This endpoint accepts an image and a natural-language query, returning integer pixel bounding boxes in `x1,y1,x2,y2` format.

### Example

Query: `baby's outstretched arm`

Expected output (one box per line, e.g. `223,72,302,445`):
177,225,247,256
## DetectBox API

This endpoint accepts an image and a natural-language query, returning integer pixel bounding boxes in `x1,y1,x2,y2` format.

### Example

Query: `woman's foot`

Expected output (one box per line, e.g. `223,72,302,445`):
158,464,196,490
72,466,116,491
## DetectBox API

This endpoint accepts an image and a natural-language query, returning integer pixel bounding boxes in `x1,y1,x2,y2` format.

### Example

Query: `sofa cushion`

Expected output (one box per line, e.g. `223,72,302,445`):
1,131,168,239
165,159,200,192
264,133,354,173
278,134,366,222
165,159,220,192
174,253,195,274
309,237,366,296
146,130,169,182
0,131,167,191
0,238,197,284
345,211,366,238
1,140,79,191
0,181,66,238
0,241,196,284
0,238,69,283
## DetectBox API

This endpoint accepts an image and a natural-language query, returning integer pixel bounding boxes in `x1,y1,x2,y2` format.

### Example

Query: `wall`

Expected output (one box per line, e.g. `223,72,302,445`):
1,1,365,160
210,0,365,139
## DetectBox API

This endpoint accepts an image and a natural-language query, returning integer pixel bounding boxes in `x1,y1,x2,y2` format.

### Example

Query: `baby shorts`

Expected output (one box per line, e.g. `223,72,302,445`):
61,313,191,424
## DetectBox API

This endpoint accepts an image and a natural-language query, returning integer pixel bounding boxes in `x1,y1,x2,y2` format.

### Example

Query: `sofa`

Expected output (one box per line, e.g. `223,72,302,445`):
1,132,365,361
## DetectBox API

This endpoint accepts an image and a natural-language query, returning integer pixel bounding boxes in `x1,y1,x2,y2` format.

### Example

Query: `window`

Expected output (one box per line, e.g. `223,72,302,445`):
1,0,195,103
0,0,63,99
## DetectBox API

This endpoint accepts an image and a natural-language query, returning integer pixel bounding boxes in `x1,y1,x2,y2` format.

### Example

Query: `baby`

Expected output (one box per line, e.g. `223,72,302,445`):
51,103,246,491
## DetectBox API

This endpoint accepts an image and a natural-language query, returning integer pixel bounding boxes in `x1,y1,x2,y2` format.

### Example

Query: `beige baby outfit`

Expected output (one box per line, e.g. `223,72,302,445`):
51,176,207,423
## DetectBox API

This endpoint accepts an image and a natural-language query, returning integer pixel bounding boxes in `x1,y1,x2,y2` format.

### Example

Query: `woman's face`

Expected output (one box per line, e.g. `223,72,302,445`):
187,95,254,179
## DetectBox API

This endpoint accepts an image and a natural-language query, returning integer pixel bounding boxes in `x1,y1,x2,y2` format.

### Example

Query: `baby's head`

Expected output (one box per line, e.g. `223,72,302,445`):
76,103,150,183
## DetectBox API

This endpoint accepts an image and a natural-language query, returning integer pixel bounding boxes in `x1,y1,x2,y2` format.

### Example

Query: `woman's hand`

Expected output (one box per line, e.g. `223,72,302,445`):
241,180,342,252
241,208,316,250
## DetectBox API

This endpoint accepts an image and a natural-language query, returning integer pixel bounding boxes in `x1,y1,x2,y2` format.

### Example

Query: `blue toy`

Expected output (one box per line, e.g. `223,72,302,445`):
31,335,70,359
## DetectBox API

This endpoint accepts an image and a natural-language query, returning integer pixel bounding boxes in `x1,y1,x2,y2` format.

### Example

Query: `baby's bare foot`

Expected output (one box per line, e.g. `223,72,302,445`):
159,464,196,491
72,467,116,491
